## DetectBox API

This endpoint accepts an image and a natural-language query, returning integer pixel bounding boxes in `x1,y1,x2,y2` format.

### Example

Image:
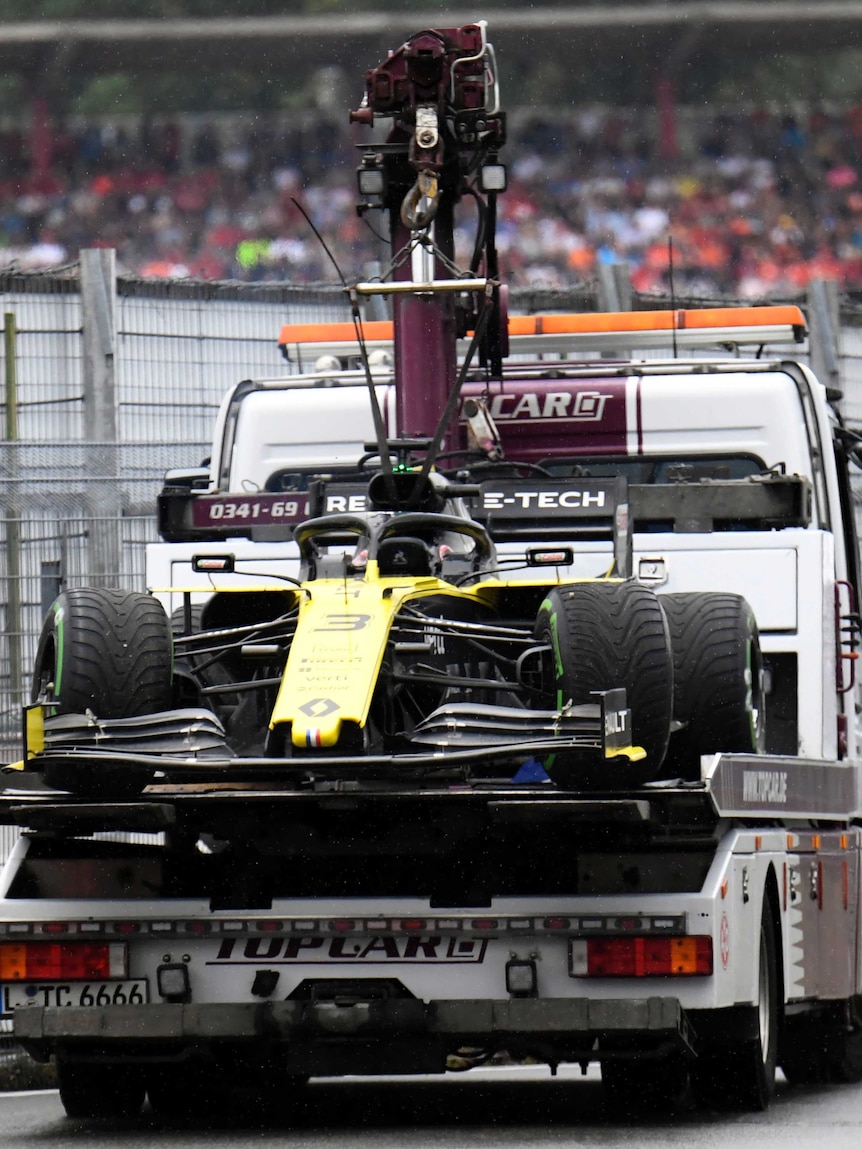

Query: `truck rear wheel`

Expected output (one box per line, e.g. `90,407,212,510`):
57,1057,146,1119
535,581,673,788
780,1000,862,1084
660,592,764,780
692,892,779,1111
32,588,173,796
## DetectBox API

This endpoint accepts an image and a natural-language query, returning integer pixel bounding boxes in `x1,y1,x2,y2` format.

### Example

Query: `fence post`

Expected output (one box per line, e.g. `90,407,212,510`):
80,248,121,586
807,278,842,398
40,560,62,620
3,312,22,702
597,262,633,313
597,262,632,358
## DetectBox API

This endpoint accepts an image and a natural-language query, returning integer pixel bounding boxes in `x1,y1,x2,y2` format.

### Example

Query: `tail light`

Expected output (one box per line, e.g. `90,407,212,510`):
0,942,127,981
569,935,712,977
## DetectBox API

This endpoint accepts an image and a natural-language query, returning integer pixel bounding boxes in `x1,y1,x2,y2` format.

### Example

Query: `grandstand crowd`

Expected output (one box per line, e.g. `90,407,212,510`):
2,103,862,296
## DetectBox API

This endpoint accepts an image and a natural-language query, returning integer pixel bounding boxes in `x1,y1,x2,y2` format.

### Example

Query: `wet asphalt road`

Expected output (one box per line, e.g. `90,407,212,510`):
2,1065,862,1148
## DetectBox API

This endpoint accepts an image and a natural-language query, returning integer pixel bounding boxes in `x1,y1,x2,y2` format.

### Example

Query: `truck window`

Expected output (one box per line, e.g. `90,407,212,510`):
542,455,768,484
264,466,371,493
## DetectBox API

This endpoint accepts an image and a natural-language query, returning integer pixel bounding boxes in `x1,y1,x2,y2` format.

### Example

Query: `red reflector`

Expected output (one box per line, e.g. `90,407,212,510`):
185,921,209,934
331,920,356,933
114,923,139,934
471,919,498,931
544,917,570,931
587,936,712,977
0,942,125,981
257,921,282,932
401,919,426,931
42,923,69,935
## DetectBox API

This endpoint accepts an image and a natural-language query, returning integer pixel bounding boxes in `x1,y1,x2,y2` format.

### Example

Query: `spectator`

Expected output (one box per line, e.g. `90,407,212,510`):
0,103,861,296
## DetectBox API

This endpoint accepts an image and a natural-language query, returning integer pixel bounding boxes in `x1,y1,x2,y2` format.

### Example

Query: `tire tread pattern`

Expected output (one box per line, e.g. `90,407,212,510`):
661,591,762,753
43,588,172,717
538,581,673,782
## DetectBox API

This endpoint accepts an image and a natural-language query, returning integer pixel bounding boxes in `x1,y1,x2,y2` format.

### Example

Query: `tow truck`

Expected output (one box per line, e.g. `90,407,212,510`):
1,21,862,1119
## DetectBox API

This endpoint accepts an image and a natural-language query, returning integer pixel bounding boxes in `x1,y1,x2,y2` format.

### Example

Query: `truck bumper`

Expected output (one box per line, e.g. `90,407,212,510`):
14,996,694,1075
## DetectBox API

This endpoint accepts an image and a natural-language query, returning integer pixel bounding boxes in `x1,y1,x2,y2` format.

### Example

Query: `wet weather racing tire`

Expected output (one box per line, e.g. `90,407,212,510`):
34,588,173,716
535,581,673,788
691,894,779,1111
57,1058,146,1119
32,588,173,796
660,592,764,780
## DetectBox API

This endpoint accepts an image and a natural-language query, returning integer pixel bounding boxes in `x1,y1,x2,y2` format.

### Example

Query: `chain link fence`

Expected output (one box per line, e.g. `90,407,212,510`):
0,271,352,759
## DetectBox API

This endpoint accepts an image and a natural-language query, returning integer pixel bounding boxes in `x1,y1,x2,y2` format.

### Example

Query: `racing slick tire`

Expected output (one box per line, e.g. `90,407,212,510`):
535,581,673,788
691,890,779,1111
32,588,173,796
57,1056,146,1119
660,592,765,781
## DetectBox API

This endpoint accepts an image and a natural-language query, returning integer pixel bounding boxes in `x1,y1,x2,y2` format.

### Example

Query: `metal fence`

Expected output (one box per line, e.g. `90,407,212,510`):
0,271,352,760
1,267,862,769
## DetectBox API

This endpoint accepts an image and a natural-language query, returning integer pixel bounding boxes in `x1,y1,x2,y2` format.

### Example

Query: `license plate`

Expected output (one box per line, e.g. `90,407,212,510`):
3,980,149,1011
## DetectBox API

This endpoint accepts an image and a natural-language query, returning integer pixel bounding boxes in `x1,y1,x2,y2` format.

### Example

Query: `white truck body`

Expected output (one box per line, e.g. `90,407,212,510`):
5,308,862,1113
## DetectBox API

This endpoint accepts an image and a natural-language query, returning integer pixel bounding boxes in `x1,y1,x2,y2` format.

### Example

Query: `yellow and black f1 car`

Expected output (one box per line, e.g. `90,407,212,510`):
15,466,763,798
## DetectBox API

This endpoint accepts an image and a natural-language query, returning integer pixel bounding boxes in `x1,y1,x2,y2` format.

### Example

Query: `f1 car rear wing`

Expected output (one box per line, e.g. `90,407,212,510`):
157,469,811,569
156,474,636,578
278,305,807,365
471,473,811,542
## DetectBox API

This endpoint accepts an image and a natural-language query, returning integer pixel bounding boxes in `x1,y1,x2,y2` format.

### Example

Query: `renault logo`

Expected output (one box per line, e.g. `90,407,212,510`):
298,698,340,718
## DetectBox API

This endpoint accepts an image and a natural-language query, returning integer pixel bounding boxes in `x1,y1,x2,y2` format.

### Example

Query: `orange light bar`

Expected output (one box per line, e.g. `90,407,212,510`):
279,305,806,349
279,319,394,347
507,305,806,337
0,941,127,981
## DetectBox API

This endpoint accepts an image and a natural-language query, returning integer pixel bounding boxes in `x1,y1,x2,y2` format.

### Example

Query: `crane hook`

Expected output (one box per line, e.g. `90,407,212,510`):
400,170,440,231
